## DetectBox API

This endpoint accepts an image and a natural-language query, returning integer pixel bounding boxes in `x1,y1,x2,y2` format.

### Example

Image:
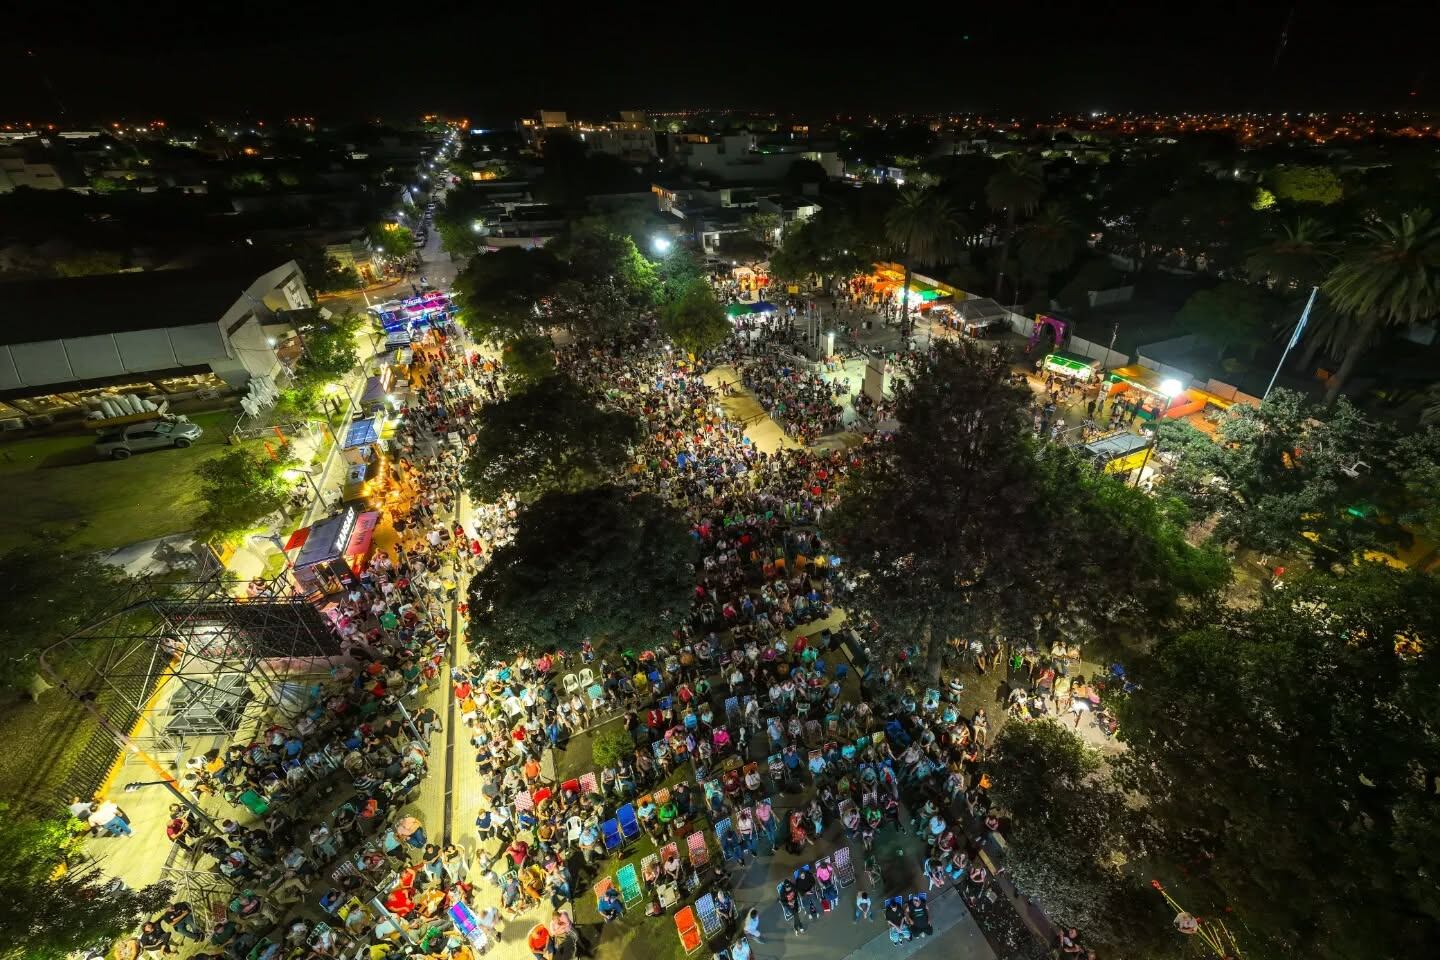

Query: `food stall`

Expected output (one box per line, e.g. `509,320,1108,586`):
359,366,406,418
373,290,453,344
1043,351,1102,381
1105,366,1205,421
287,506,382,596
1080,431,1153,475
340,416,393,504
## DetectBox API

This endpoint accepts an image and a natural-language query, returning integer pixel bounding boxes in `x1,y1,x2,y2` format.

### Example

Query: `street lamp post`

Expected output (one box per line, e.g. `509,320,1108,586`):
1132,378,1182,489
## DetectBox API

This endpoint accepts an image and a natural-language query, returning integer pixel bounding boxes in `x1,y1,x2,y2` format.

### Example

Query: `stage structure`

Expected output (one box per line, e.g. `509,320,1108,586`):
37,567,344,814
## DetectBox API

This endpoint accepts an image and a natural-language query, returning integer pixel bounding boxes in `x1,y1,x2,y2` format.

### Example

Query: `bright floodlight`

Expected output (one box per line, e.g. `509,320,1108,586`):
1160,378,1183,398
651,236,672,254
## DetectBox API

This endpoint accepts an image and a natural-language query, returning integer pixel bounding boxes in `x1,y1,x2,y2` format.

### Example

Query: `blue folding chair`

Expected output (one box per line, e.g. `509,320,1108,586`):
617,803,641,842
601,819,622,851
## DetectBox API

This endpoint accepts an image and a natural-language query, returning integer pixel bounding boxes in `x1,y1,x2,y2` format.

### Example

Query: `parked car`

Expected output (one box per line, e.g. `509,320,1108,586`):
95,417,204,460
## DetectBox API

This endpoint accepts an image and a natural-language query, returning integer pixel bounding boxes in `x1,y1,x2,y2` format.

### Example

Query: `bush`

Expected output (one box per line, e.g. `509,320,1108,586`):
591,726,635,770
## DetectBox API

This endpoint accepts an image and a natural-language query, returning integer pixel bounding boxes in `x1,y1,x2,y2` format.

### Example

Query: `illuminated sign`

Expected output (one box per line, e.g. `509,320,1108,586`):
333,507,357,554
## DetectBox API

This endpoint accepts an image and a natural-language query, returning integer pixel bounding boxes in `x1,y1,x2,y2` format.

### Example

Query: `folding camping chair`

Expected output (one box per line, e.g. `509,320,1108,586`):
658,844,682,908
686,830,710,868
694,892,723,937
601,819,622,852
587,684,606,711
594,876,616,906
513,790,533,813
834,844,856,886
617,803,641,842
578,772,599,796
723,696,740,720
814,856,838,911
616,863,643,907
675,906,703,954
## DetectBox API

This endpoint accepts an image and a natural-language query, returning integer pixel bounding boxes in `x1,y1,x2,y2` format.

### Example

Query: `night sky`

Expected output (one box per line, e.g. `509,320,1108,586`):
4,1,1436,123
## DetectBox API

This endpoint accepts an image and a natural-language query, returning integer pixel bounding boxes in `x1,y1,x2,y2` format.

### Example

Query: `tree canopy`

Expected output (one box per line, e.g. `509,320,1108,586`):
985,722,1171,955
0,802,172,960
453,247,565,342
1115,562,1440,960
1156,388,1439,563
659,280,731,357
193,447,294,546
462,374,642,503
466,487,696,659
1176,281,1272,361
499,333,557,389
294,308,361,386
1269,164,1344,206
0,541,132,691
828,340,1225,675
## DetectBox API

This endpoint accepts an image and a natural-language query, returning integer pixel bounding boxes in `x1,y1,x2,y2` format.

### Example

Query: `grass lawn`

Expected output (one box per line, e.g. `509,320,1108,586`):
567,762,721,960
0,687,97,808
0,409,242,553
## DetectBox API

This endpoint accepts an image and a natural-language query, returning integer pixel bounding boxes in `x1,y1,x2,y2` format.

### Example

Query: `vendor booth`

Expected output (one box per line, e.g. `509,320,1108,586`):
1081,431,1153,475
359,366,406,418
1105,366,1204,421
373,290,452,343
287,506,381,596
1043,351,1102,381
340,416,392,503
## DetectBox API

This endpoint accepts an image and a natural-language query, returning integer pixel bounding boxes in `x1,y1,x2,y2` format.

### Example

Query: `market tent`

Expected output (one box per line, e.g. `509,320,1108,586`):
344,418,380,449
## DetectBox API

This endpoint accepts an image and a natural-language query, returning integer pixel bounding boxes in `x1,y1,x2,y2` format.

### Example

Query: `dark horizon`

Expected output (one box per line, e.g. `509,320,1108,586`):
4,2,1437,124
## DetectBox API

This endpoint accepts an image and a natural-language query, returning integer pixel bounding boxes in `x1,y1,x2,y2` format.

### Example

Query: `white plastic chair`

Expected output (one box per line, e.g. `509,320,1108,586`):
578,667,596,688
563,673,580,695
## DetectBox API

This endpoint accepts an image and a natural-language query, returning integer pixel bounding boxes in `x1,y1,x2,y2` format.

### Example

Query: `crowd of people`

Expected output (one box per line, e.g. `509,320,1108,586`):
738,358,847,443
92,282,1117,960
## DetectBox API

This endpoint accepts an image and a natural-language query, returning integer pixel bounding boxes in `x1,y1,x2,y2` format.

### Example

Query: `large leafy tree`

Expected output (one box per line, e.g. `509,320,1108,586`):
828,340,1223,676
885,186,962,334
659,280,731,357
499,333,557,389
985,155,1045,296
653,248,706,305
369,223,416,259
985,723,1172,956
0,803,172,960
1176,281,1272,361
769,210,873,290
294,308,361,385
453,246,566,342
0,541,132,691
463,374,642,503
1321,208,1440,401
1158,387,1409,562
193,447,295,546
1268,164,1344,206
1115,563,1440,960
466,488,696,659
562,224,657,306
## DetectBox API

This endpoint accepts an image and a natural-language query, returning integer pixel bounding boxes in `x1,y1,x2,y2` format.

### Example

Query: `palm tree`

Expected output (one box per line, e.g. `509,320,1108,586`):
1248,219,1341,372
1322,208,1440,402
1245,217,1338,290
885,187,963,336
985,155,1045,300
1017,203,1083,288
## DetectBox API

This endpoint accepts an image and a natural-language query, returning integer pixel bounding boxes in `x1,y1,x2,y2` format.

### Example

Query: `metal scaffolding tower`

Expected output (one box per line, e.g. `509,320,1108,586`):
38,568,344,810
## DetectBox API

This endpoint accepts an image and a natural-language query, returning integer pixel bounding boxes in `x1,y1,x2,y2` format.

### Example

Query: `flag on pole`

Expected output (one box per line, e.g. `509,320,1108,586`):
1286,286,1319,352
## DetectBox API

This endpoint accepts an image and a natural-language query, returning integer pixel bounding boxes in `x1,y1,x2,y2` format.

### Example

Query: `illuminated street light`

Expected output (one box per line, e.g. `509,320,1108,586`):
651,236,672,255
